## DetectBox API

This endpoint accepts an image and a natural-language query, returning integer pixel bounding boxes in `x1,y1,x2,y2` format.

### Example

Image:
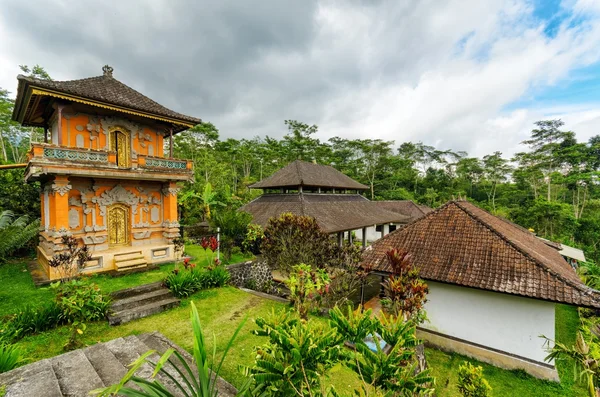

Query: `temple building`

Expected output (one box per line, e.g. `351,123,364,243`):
12,65,199,279
241,160,406,245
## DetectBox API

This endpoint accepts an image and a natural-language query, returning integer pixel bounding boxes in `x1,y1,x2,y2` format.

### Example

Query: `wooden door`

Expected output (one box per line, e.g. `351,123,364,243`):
108,204,130,247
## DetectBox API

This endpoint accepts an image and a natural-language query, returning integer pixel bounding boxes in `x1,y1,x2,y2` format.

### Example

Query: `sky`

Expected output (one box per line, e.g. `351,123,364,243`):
1,0,599,158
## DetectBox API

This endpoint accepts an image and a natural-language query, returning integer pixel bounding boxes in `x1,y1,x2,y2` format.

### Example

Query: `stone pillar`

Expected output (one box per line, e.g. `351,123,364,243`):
337,231,343,247
380,224,385,239
162,182,181,243
50,175,72,233
362,227,367,249
348,230,353,245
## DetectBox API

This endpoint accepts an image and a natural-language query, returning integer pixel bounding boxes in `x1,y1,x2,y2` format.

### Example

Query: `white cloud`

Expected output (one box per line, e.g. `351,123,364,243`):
0,0,599,158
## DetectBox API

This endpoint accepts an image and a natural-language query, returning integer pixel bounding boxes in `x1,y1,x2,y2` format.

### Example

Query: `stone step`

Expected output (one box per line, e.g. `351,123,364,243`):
114,250,144,262
111,288,174,312
51,349,105,397
0,358,63,397
82,342,129,387
115,258,148,271
108,297,180,326
110,281,165,299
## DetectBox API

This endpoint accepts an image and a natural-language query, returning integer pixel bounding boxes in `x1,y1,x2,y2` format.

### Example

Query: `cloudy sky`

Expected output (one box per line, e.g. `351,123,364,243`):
1,0,600,157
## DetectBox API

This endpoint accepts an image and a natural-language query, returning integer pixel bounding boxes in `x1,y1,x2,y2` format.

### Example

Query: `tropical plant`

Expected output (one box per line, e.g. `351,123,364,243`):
374,312,420,350
285,264,330,320
47,235,92,281
328,305,376,345
457,361,492,397
52,279,110,350
210,208,251,261
52,279,111,322
0,210,39,262
579,261,600,291
0,342,25,373
543,331,600,397
381,249,429,321
241,308,344,396
1,302,62,341
242,223,264,255
164,264,230,298
347,338,434,396
92,301,249,397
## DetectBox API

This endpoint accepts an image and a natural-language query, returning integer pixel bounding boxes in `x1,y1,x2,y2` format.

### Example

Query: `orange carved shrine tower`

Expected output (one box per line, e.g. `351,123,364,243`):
12,65,198,280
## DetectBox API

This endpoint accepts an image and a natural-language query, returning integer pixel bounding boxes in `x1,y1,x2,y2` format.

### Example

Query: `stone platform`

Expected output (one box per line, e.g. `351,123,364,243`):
0,332,237,397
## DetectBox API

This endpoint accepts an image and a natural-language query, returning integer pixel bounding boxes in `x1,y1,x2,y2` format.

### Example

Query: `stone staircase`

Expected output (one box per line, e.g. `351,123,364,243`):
114,250,148,272
108,282,180,325
0,332,238,397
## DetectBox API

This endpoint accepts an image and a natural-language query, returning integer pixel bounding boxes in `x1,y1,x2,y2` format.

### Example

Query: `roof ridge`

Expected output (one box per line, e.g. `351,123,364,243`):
295,160,303,186
453,201,595,298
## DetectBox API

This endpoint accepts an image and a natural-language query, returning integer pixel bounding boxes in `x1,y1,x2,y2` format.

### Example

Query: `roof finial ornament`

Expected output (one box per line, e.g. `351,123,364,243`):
102,65,114,77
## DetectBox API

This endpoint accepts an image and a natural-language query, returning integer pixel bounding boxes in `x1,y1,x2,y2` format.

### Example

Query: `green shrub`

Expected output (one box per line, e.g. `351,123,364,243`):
0,343,25,373
203,266,230,288
164,268,197,298
1,302,62,341
165,265,230,298
328,304,376,344
457,361,492,397
52,279,111,322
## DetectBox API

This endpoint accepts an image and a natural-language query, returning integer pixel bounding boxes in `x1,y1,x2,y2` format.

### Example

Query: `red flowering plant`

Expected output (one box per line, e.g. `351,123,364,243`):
285,263,330,320
183,257,191,269
381,248,429,323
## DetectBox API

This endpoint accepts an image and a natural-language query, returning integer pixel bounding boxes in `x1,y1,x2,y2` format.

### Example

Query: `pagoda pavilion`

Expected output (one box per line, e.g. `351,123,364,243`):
12,65,199,280
242,160,406,246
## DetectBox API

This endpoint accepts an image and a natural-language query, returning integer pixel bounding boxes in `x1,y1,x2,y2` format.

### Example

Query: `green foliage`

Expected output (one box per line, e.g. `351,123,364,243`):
52,279,111,323
0,210,39,262
211,208,252,261
285,264,330,320
457,362,492,397
92,301,249,397
242,223,264,255
328,305,376,345
1,302,62,341
241,308,344,396
381,249,429,321
164,264,230,298
543,331,600,397
0,342,24,373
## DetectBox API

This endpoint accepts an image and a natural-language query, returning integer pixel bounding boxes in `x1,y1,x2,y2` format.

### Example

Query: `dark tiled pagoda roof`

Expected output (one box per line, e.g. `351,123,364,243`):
249,160,368,190
362,200,600,309
12,66,201,130
373,200,433,223
241,193,408,233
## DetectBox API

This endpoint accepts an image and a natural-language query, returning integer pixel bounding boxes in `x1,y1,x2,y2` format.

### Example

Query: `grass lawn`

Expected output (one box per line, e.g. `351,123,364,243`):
0,255,591,395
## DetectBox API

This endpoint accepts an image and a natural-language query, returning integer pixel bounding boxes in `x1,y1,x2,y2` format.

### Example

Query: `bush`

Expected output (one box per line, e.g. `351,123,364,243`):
52,279,111,322
0,343,24,373
457,361,492,397
1,302,63,341
328,304,376,345
164,264,230,298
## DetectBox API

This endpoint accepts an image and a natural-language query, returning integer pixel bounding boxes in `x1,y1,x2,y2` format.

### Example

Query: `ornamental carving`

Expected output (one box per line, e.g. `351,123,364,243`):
94,184,140,216
51,183,72,196
162,187,181,197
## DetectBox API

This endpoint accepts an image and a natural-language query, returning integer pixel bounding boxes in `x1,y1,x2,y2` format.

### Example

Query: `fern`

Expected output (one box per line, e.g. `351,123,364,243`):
0,210,39,262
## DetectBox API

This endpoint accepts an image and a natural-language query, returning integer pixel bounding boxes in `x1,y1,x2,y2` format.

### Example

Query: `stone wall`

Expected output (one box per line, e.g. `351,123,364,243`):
227,260,275,292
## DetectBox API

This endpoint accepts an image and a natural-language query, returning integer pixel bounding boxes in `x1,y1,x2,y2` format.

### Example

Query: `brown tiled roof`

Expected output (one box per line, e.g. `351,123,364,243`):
362,200,600,309
240,193,408,233
13,69,201,128
249,160,368,190
373,200,433,223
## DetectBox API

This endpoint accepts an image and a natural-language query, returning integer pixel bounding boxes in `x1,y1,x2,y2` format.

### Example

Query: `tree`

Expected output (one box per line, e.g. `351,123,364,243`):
481,152,511,213
282,120,322,162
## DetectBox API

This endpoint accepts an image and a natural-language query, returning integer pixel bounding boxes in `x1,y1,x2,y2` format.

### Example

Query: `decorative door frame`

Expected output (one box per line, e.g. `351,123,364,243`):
107,203,131,247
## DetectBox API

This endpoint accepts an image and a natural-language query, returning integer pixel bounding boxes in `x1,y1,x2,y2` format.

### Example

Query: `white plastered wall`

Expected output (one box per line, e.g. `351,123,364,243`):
423,281,555,364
